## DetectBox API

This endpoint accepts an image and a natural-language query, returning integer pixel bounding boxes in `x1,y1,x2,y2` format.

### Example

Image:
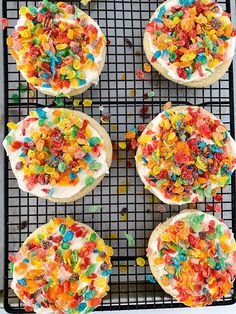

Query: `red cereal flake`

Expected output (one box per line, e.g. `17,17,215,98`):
0,18,8,30
136,69,145,80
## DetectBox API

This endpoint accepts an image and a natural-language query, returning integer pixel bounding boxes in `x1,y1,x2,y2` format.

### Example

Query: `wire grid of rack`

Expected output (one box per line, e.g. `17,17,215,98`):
2,0,236,312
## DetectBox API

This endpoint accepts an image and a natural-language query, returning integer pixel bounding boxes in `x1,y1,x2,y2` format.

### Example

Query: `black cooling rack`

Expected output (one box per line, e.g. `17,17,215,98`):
2,0,236,312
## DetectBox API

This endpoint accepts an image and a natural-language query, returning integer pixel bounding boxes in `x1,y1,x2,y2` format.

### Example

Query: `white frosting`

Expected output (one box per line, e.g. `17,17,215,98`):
148,211,236,297
14,6,105,96
3,108,109,200
136,107,236,205
147,0,236,83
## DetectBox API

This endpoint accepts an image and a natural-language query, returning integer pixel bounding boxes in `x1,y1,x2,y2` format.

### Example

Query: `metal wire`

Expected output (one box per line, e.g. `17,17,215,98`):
2,0,236,312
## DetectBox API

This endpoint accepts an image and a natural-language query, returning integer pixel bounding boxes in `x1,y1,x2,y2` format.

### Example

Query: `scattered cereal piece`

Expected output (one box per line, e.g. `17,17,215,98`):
118,142,127,149
11,93,19,104
110,233,118,239
54,98,64,107
146,275,156,284
136,69,145,80
121,213,127,221
73,99,80,107
87,205,102,213
121,73,126,81
124,232,135,247
18,84,28,93
100,112,111,124
163,101,172,110
81,0,91,5
125,38,133,48
17,220,28,230
83,99,92,107
156,204,166,213
214,204,222,213
144,63,151,73
0,18,8,30
129,89,135,97
118,180,128,194
148,91,155,97
119,265,128,273
136,257,146,266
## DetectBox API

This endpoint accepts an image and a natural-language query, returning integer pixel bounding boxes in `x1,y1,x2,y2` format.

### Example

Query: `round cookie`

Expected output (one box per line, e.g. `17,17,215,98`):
136,106,236,204
144,0,236,87
9,216,113,313
7,1,106,97
147,210,236,307
3,108,112,203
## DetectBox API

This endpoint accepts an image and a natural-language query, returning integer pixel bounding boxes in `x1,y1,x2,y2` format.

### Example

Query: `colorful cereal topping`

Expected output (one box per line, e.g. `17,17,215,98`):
136,107,236,204
147,212,236,306
7,0,106,96
4,108,108,199
10,217,113,313
146,0,236,81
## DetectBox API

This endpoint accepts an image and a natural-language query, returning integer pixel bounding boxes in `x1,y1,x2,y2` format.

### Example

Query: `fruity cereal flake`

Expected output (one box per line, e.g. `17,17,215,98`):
3,108,112,202
10,217,113,313
147,210,236,307
7,0,106,97
135,106,236,205
144,0,236,87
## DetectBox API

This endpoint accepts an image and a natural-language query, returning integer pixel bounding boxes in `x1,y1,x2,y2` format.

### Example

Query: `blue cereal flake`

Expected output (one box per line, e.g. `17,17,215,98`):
50,59,56,76
153,5,166,21
42,83,51,88
87,53,95,61
101,269,112,277
130,127,138,134
78,79,86,86
219,35,230,41
212,45,217,54
153,50,161,59
48,188,54,197
142,157,148,164
35,303,41,308
209,145,224,153
196,52,207,65
78,302,87,312
36,108,47,119
69,172,77,180
17,278,27,286
176,120,182,127
179,0,196,6
146,274,156,284
24,137,31,142
185,67,192,80
88,137,101,147
158,5,166,18
84,290,96,301
197,141,207,149
162,49,169,56
63,230,74,242
83,153,92,162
